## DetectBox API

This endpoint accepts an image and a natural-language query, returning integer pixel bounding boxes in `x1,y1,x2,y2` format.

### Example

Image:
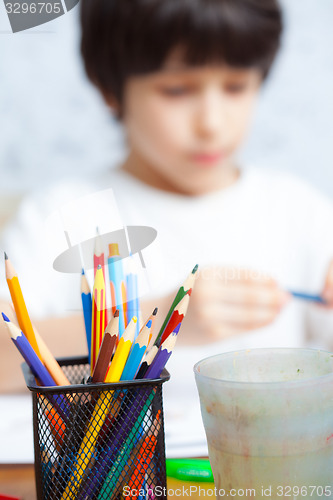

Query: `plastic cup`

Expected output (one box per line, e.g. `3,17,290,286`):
194,348,333,499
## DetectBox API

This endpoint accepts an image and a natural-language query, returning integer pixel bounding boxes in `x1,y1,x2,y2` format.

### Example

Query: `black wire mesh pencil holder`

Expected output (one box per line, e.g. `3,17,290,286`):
22,356,169,500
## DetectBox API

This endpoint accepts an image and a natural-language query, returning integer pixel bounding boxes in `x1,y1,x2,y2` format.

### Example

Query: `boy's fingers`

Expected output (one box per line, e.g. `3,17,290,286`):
322,260,333,303
202,302,281,330
208,323,252,342
219,285,290,309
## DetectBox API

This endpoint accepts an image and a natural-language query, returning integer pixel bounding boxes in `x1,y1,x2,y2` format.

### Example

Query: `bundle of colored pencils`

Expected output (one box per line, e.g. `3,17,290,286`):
2,249,198,387
2,249,198,500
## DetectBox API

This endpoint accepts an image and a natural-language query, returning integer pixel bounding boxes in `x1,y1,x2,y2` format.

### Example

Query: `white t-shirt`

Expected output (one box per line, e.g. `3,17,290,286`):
2,165,333,456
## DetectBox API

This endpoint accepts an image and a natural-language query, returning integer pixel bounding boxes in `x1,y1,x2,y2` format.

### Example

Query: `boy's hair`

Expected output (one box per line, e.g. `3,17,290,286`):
80,0,283,104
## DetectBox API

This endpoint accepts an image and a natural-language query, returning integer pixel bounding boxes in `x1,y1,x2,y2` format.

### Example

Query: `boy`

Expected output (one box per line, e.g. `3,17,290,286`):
1,0,333,454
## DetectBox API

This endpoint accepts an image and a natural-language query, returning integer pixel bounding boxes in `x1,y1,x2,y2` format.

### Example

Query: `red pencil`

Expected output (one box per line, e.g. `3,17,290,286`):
159,294,190,345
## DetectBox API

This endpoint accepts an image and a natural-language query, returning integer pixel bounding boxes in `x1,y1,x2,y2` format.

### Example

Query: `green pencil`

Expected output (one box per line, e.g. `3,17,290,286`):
154,264,198,347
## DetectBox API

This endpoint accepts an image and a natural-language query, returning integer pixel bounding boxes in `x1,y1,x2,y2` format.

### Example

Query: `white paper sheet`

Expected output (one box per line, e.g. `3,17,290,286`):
0,395,34,464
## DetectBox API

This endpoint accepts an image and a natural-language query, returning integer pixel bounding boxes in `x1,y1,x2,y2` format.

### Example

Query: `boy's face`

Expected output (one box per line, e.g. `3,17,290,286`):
120,54,262,195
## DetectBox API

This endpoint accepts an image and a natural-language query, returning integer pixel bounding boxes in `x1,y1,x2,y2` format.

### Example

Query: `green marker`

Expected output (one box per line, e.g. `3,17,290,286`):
166,458,214,483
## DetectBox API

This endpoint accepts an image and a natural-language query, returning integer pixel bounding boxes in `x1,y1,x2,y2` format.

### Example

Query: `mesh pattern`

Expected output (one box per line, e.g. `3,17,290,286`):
27,358,168,500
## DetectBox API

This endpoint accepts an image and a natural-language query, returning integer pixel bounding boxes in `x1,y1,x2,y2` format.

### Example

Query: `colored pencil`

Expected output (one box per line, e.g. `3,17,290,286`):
105,316,137,382
2,314,68,419
127,410,161,491
101,435,157,500
120,319,151,381
33,328,70,386
94,228,108,326
125,255,140,336
108,243,126,336
81,269,92,358
93,228,104,277
154,264,198,346
45,407,66,451
90,265,106,374
4,253,42,360
145,332,178,380
289,290,326,304
126,432,158,498
159,293,190,345
92,311,119,383
146,307,158,349
136,345,158,380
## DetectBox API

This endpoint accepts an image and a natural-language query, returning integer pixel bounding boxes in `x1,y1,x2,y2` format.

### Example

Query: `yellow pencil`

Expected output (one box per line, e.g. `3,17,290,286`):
105,316,137,382
91,265,106,374
60,316,137,499
5,252,42,360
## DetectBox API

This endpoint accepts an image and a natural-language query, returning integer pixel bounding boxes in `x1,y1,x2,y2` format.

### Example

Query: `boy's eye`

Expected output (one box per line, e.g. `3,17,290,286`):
159,86,191,96
224,82,248,94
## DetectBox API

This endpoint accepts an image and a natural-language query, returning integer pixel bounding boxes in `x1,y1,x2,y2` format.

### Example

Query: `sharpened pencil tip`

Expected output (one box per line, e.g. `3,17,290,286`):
4,252,8,260
2,312,9,322
192,264,199,274
133,316,138,323
81,268,85,275
114,310,120,318
153,307,158,315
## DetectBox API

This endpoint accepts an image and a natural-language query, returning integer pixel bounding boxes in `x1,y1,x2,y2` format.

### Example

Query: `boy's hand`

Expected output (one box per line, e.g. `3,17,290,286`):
322,260,333,307
179,267,290,345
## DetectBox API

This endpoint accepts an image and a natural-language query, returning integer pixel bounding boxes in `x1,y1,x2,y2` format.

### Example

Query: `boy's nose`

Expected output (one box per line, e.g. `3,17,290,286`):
195,89,226,139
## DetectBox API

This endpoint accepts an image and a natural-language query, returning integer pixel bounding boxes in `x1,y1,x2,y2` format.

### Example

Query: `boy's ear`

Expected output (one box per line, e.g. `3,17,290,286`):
101,91,121,116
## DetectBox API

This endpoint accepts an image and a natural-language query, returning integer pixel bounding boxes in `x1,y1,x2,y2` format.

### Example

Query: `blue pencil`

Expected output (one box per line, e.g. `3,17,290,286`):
289,291,326,304
81,268,92,358
120,320,152,381
126,270,140,338
2,313,69,418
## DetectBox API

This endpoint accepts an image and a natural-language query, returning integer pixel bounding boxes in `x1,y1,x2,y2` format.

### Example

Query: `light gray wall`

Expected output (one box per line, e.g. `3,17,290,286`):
0,0,332,197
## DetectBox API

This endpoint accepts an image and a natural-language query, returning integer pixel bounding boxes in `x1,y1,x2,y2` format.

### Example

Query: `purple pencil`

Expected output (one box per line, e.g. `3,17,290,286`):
144,331,177,380
2,313,69,419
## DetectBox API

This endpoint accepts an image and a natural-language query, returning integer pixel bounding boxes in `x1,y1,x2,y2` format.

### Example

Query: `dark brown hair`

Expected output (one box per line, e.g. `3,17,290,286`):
80,0,283,104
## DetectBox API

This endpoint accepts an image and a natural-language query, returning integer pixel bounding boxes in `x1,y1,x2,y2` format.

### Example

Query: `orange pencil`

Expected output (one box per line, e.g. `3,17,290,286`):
126,435,157,498
5,253,42,360
90,265,106,374
45,407,66,451
34,328,70,386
